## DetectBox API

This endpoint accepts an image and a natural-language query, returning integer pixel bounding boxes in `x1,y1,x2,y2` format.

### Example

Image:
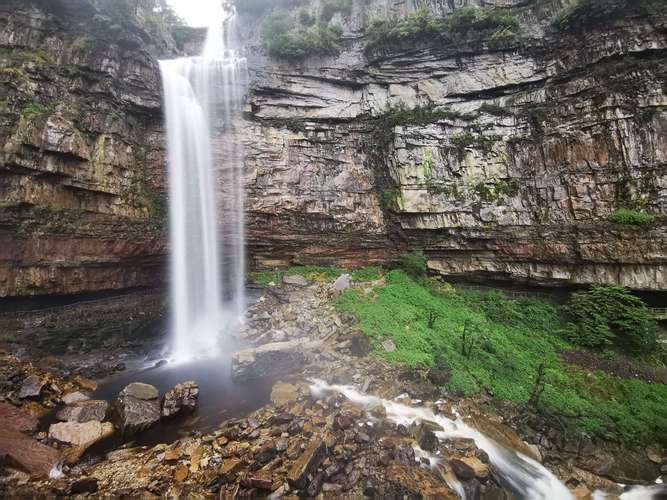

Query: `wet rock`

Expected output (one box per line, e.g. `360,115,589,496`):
56,400,108,423
385,464,457,498
381,339,396,352
249,471,273,490
413,421,443,452
73,376,97,391
0,428,61,476
70,478,98,494
49,421,114,446
282,275,309,287
219,458,243,482
270,381,300,406
646,445,663,464
333,412,355,430
174,464,189,482
62,391,90,405
461,456,490,480
0,402,39,432
287,438,327,488
114,382,160,435
162,381,199,418
18,375,44,399
232,340,308,381
331,274,352,294
467,415,540,461
450,458,476,481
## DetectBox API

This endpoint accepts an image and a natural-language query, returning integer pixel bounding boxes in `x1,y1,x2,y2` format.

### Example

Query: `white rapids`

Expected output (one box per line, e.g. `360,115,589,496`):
159,7,247,360
310,378,573,500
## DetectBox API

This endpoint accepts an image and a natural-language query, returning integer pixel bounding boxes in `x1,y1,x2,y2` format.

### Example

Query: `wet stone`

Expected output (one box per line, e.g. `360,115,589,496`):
62,391,90,405
450,458,476,481
56,400,108,423
114,383,160,435
287,438,327,488
162,381,199,418
18,375,44,399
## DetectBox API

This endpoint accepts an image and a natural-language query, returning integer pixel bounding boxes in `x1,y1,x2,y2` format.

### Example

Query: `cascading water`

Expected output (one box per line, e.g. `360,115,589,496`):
160,8,247,360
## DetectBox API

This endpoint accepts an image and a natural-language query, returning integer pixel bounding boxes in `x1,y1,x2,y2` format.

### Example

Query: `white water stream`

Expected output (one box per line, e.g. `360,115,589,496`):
310,379,665,500
159,9,247,360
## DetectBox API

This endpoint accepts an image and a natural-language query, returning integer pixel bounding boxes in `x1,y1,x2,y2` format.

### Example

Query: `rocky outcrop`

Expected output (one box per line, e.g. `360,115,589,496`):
0,0,173,300
161,381,199,418
237,0,666,290
231,339,310,381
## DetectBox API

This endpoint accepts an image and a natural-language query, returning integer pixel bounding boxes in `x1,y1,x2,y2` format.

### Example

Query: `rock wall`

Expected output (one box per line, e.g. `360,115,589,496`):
0,0,175,299
239,0,666,290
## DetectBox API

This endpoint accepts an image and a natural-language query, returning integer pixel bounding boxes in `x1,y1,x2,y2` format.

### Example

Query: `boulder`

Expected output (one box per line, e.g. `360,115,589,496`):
0,428,61,477
162,381,199,418
114,382,160,434
282,275,309,286
62,391,90,405
287,438,327,488
331,274,352,294
232,340,308,381
48,421,114,447
413,421,442,452
450,458,475,481
56,400,108,423
18,375,44,399
0,402,39,432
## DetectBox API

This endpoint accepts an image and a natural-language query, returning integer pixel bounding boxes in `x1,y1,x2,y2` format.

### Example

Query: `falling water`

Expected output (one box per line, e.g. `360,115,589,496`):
159,9,247,360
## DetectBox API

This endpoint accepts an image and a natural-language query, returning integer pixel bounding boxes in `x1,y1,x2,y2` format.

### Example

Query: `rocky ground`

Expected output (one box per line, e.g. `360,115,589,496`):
0,276,664,498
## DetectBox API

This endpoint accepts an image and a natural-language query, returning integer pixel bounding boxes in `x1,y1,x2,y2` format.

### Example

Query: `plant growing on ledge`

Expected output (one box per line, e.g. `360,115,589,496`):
364,5,522,56
608,208,656,227
400,250,428,278
262,10,343,60
552,0,662,32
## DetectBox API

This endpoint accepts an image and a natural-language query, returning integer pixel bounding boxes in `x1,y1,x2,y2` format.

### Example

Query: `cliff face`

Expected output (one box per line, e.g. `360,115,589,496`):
0,0,172,299
0,0,665,303
239,0,666,290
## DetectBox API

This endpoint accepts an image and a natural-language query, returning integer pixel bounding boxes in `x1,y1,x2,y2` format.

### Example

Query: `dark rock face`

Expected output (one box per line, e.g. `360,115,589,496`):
161,381,199,418
114,382,160,435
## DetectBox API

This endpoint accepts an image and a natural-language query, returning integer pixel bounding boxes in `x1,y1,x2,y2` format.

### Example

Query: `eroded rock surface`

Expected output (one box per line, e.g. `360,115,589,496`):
161,381,199,418
114,382,160,435
232,340,309,381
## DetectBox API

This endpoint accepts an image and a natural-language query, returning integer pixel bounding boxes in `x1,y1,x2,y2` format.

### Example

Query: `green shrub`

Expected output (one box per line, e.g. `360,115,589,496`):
608,208,656,227
552,0,662,32
351,266,384,282
378,103,475,127
234,0,274,16
364,5,521,55
262,10,343,59
320,0,352,21
400,250,428,278
22,102,53,120
562,285,658,355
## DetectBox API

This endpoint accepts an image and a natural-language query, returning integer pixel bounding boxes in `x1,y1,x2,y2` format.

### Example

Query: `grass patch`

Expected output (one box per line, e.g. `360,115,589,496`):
335,270,667,444
21,102,54,120
608,208,656,227
364,5,522,56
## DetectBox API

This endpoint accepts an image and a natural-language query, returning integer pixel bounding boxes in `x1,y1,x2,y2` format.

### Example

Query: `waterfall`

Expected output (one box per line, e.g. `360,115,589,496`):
159,9,247,360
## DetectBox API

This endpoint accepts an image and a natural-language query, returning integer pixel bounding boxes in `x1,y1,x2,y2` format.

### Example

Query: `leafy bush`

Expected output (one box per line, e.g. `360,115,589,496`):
320,0,352,21
351,266,384,282
552,0,662,31
608,208,656,227
400,250,428,278
262,10,343,59
562,285,658,355
364,5,521,55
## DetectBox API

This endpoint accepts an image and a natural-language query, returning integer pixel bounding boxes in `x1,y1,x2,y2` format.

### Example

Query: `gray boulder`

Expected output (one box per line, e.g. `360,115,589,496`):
282,275,309,287
56,400,108,423
114,383,160,435
18,375,44,399
232,340,308,381
162,381,199,418
331,274,352,294
49,421,114,446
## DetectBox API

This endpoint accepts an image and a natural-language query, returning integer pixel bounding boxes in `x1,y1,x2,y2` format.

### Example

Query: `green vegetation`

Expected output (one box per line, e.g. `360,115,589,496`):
320,0,352,21
608,208,657,227
552,0,663,32
473,179,520,202
21,102,54,120
450,129,500,154
378,103,476,128
562,285,658,355
400,250,428,278
234,0,275,16
250,265,385,285
262,10,343,59
335,270,667,444
364,5,522,55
